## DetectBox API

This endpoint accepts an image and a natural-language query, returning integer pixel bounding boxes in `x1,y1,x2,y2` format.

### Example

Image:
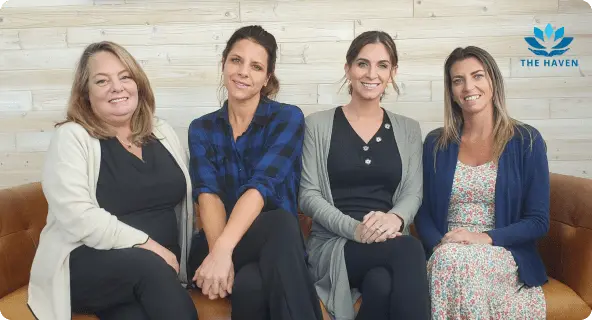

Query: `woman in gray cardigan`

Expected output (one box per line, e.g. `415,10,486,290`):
299,31,431,320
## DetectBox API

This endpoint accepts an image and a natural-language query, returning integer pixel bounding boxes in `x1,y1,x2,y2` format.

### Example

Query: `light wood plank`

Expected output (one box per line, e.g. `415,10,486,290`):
155,87,220,108
546,140,592,161
16,131,54,152
143,65,220,87
128,45,223,67
0,3,239,29
396,35,592,60
0,48,83,70
432,77,592,100
32,90,70,111
0,134,16,152
18,28,68,49
280,42,350,64
414,0,557,18
156,107,219,128
0,111,66,132
0,152,45,171
318,81,432,104
241,0,412,22
521,119,592,140
0,29,20,50
510,57,592,78
550,98,592,119
275,63,344,85
549,161,592,178
3,0,91,7
67,21,353,47
356,14,592,40
0,69,73,90
0,91,32,112
559,0,592,13
275,84,318,105
0,171,42,189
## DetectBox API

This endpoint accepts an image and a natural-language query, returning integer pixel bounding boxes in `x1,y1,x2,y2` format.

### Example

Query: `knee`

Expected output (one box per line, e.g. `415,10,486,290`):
362,268,392,298
386,236,426,261
132,248,176,281
231,264,265,307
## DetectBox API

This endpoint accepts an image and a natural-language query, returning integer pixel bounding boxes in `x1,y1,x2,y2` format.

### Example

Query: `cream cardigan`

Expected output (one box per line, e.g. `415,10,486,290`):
27,118,194,320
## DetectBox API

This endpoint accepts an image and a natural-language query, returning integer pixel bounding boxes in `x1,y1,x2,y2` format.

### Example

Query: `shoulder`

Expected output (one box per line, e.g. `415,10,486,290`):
268,100,304,123
385,110,420,129
188,109,220,135
52,121,92,144
304,107,337,129
511,122,546,154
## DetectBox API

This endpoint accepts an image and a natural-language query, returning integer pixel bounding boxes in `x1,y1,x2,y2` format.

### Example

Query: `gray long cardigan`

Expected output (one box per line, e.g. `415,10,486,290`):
298,107,423,320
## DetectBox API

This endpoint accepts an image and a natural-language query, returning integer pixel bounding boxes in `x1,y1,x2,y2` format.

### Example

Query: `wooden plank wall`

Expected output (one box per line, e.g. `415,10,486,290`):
0,0,591,188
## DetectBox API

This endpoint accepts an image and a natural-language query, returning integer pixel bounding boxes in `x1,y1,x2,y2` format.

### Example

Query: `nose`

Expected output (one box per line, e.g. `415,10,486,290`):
110,78,124,92
463,78,475,92
238,62,249,78
366,65,378,79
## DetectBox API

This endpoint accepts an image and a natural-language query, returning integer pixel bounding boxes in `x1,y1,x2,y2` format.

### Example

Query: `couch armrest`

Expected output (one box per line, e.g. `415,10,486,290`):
538,173,592,308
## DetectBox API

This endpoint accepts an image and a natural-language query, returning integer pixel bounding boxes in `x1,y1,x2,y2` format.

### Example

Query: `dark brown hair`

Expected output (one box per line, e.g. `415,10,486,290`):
220,25,279,99
342,30,400,96
57,41,155,145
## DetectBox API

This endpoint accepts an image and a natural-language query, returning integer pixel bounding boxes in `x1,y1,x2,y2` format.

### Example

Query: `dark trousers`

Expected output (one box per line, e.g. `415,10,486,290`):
69,246,198,320
188,209,323,320
344,235,431,320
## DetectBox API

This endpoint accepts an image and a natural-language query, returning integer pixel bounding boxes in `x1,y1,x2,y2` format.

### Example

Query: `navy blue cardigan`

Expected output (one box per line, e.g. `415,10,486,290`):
414,124,550,287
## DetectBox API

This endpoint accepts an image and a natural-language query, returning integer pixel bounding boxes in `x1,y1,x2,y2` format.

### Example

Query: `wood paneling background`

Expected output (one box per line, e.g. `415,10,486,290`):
1,0,591,187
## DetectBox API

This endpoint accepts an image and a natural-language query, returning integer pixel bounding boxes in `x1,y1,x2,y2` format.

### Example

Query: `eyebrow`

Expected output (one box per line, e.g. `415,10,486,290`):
356,57,391,64
452,69,485,78
92,70,129,78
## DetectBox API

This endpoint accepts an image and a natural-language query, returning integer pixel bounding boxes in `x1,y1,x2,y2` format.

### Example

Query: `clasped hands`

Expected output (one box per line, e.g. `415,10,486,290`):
192,241,235,300
354,211,403,244
438,228,493,247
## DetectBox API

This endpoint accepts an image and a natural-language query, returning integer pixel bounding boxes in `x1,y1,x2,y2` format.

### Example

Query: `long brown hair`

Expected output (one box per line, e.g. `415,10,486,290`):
57,41,156,145
434,46,531,163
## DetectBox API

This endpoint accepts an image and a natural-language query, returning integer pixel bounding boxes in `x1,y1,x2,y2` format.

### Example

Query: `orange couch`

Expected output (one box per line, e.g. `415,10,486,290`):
0,172,590,319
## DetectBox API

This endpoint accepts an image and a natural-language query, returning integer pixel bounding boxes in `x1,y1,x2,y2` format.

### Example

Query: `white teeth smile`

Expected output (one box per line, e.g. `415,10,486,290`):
234,81,249,88
362,83,379,89
109,97,128,103
464,95,480,101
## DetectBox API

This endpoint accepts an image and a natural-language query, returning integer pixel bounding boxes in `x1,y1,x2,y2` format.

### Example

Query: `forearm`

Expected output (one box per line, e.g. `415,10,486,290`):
216,189,264,250
198,193,228,251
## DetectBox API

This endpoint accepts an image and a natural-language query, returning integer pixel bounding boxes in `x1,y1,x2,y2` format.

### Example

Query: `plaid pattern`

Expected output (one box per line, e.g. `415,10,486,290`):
188,98,305,217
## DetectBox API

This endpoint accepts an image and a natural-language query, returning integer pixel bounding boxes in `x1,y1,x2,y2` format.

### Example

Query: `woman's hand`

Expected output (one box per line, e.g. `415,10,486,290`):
358,211,403,243
193,242,234,300
137,238,180,274
441,228,492,245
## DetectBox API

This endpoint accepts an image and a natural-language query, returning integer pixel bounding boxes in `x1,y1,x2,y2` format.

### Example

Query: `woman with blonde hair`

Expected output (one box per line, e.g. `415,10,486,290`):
27,41,198,320
414,46,549,319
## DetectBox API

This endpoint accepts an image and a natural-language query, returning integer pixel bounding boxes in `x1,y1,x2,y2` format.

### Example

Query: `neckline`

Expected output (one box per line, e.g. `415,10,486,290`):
337,106,388,145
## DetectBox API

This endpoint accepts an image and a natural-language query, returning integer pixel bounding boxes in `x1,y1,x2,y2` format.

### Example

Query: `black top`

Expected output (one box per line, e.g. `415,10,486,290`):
327,107,402,221
95,137,186,260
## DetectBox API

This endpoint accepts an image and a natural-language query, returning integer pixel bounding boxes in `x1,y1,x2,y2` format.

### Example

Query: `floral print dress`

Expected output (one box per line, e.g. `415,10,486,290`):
427,160,546,320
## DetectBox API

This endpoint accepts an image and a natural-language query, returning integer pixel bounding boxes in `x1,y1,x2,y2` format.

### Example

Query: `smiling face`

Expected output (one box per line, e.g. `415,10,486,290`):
87,51,139,127
345,43,395,102
449,56,494,116
222,38,270,103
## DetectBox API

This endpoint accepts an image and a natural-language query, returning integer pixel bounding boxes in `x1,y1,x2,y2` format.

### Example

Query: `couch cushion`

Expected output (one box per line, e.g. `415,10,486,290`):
543,277,591,320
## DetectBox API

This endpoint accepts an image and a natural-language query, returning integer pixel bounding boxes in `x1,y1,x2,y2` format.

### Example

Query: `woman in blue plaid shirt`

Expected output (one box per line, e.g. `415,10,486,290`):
186,25,323,320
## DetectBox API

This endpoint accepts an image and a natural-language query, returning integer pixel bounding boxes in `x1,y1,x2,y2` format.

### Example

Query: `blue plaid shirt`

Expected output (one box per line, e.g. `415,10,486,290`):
188,98,305,217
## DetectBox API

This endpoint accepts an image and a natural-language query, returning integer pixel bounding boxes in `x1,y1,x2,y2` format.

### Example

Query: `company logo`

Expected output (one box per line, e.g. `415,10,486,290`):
0,0,8,9
524,23,573,57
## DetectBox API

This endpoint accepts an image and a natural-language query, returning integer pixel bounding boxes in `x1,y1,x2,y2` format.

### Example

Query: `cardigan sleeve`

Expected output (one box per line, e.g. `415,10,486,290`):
413,134,444,253
388,118,423,230
486,129,550,246
42,124,149,249
298,118,360,241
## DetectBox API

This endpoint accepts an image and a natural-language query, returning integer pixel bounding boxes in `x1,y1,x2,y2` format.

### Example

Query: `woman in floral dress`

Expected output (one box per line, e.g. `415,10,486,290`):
414,46,549,319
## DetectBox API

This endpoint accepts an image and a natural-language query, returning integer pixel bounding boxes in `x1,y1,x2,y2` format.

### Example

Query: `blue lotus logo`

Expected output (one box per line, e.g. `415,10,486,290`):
524,24,573,57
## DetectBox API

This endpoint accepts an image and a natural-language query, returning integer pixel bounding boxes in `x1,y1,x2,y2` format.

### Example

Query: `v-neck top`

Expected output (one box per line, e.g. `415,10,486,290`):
94,137,186,260
327,107,402,221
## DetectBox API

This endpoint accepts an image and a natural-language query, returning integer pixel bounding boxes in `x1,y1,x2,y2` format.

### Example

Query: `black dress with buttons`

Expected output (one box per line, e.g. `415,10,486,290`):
68,138,198,320
328,107,431,320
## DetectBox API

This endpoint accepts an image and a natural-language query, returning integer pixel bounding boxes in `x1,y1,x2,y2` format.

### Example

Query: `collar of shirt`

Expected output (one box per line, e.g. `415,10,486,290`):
216,97,272,127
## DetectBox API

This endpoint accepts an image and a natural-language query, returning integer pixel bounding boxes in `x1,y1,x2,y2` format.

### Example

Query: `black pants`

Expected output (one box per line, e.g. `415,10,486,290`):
344,235,431,320
188,209,323,320
69,246,198,320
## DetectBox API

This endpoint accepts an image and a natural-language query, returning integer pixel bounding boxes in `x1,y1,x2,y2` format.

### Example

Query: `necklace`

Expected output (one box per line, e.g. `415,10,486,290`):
116,136,133,149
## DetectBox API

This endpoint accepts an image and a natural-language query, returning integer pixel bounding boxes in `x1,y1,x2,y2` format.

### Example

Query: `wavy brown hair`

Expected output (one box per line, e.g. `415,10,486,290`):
434,46,531,163
57,41,156,145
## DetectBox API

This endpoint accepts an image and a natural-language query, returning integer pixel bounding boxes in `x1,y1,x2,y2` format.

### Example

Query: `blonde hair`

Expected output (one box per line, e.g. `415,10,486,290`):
57,41,156,145
434,46,531,163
